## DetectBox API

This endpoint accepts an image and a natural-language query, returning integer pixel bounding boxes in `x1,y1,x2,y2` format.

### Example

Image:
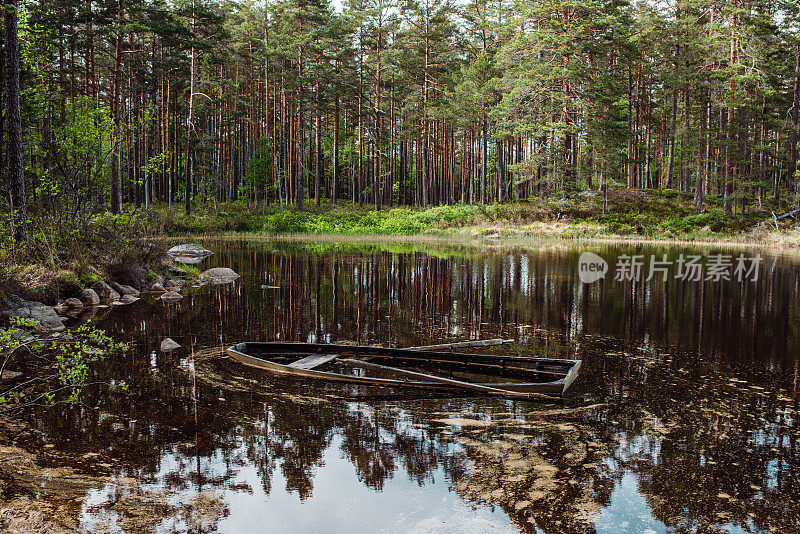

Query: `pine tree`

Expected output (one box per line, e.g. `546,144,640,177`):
5,0,29,243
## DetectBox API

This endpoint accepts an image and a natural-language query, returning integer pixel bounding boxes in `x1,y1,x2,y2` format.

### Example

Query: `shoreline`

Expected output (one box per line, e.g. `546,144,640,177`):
155,227,798,252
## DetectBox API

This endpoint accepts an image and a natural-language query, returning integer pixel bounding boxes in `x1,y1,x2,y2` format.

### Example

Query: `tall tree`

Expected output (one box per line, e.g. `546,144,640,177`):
5,0,29,243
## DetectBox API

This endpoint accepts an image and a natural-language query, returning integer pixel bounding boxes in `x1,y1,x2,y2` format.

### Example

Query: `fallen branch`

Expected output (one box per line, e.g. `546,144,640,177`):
758,208,800,229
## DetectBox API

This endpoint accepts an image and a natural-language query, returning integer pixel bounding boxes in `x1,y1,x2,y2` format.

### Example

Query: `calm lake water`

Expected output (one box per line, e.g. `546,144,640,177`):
30,238,800,533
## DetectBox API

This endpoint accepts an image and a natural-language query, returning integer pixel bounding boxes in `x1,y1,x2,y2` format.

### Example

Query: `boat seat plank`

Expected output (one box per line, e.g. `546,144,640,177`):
287,353,341,370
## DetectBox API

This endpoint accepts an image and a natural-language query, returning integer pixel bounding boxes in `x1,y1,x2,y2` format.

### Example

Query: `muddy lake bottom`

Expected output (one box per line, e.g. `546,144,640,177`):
3,237,799,534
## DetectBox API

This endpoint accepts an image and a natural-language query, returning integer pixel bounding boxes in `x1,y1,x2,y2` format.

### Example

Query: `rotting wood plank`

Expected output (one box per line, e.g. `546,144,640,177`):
287,353,341,370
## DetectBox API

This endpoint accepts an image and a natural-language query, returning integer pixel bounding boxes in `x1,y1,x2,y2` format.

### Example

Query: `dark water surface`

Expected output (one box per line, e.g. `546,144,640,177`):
32,239,800,533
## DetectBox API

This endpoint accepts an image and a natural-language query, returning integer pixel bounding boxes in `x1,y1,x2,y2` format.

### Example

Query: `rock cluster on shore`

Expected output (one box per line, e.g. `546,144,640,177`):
1,244,239,331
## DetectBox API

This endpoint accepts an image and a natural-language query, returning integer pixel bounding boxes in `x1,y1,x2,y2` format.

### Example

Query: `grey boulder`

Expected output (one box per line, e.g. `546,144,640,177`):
119,294,140,304
148,282,166,293
1,295,65,332
160,291,183,301
160,337,181,351
164,279,183,290
79,288,101,306
91,281,120,303
110,282,140,297
168,244,213,264
200,267,240,284
65,298,84,308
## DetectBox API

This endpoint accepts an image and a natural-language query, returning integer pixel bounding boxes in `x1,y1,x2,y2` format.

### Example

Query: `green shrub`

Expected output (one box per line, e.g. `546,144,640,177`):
0,319,129,408
378,215,423,234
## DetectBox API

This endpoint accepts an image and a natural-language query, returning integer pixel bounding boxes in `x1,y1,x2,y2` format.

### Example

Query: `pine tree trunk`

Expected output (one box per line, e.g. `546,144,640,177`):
788,28,800,205
5,0,28,244
110,0,124,214
694,97,707,209
374,6,382,211
481,115,487,203
666,8,680,190
333,96,339,204
296,52,304,208
185,0,197,216
724,1,737,214
315,80,321,206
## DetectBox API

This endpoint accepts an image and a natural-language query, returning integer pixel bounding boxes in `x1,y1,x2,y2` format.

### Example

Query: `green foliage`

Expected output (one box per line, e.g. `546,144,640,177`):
9,317,40,330
0,318,128,409
657,211,728,235
142,192,781,240
34,97,115,226
257,204,482,235
52,322,128,403
5,0,800,253
244,137,275,194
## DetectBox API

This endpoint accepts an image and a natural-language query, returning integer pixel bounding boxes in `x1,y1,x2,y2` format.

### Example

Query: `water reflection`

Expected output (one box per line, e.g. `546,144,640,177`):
26,239,800,533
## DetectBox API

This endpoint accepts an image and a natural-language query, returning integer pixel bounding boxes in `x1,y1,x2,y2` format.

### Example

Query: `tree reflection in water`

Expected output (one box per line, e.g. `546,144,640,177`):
26,240,800,533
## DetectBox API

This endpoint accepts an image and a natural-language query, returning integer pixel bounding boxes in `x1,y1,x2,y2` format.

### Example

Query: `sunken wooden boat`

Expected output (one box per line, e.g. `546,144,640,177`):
225,342,581,400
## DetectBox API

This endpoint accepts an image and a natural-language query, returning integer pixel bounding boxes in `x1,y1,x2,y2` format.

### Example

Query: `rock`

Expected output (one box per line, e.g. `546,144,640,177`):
65,298,84,308
79,289,100,306
149,283,166,293
160,291,183,301
1,295,66,332
91,281,120,304
160,338,181,351
168,244,213,265
200,267,240,284
119,294,140,304
110,282,140,297
105,264,150,291
164,279,180,290
168,243,213,256
109,281,125,294
53,301,69,315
